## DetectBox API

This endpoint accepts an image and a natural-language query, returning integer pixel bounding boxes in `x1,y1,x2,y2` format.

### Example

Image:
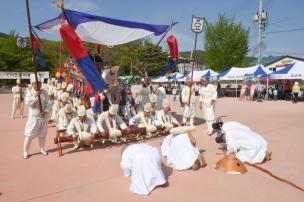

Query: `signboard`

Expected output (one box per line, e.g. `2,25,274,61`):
191,16,205,33
209,76,219,84
0,71,49,79
244,74,257,83
16,37,27,48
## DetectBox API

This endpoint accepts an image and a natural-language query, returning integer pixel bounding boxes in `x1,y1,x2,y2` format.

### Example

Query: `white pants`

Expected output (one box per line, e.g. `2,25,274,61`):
25,117,49,138
12,99,24,117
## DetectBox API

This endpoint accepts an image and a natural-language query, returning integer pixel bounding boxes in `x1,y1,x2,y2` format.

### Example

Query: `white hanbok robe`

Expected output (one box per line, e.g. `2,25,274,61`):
120,143,166,195
155,87,166,111
24,88,51,138
57,108,75,130
129,112,160,133
141,87,150,108
225,127,268,164
157,110,178,130
199,84,217,121
181,86,196,118
161,133,199,170
11,85,25,117
97,112,127,132
67,117,97,142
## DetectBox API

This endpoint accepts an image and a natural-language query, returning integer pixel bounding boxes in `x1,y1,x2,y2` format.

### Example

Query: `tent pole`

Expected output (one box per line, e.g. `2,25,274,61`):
266,75,269,100
236,79,238,98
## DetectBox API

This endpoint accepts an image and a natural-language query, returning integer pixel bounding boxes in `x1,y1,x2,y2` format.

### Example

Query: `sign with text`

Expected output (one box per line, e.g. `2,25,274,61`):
191,16,205,33
0,71,50,79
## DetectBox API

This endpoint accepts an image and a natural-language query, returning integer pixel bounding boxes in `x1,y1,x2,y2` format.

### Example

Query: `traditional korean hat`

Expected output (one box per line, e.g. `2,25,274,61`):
169,126,195,135
64,103,73,113
66,84,74,92
61,82,67,89
144,103,152,112
109,104,119,115
61,92,70,103
16,78,21,84
77,105,87,116
56,83,62,90
30,73,40,84
214,155,247,174
162,99,170,108
200,76,208,82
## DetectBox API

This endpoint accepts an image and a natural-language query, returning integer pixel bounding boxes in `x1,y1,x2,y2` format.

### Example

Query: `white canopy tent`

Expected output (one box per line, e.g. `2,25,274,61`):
219,65,272,80
270,61,304,80
151,72,184,83
177,69,218,82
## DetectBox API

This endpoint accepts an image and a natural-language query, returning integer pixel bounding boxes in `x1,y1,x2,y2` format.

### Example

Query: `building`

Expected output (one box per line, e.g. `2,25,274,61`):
265,55,304,71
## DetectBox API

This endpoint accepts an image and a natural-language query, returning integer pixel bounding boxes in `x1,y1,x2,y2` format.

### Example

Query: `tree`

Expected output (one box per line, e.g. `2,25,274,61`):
204,15,249,71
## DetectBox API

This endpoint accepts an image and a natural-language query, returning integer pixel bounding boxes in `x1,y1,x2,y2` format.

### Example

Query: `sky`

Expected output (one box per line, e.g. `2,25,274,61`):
1,0,304,58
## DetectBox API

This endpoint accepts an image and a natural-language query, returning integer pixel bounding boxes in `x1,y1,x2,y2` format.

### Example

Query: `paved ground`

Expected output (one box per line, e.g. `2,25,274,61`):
0,93,303,202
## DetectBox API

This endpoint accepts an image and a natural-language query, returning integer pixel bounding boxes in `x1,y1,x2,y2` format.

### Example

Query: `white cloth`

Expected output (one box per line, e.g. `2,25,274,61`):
157,110,178,131
161,133,199,170
24,88,50,138
86,108,96,122
97,111,127,132
57,108,75,130
141,87,150,108
11,86,25,117
182,86,196,118
155,87,166,111
129,112,160,126
223,122,268,164
120,143,166,195
67,117,97,136
199,84,217,120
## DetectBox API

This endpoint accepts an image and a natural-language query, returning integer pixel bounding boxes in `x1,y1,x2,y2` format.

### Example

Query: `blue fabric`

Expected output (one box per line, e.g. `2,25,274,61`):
92,100,100,113
160,60,176,76
35,10,169,36
64,9,169,36
76,56,109,92
218,69,230,77
35,48,46,69
254,65,267,76
272,63,294,74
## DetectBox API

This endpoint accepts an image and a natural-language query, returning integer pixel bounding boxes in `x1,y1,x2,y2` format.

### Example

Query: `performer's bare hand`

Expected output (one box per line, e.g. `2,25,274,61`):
199,103,202,110
39,111,48,118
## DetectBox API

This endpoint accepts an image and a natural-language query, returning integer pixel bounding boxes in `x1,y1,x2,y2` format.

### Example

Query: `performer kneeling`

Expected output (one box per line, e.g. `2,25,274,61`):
157,99,179,131
129,103,160,137
67,105,97,150
161,126,206,171
97,104,127,141
213,121,272,164
120,143,166,195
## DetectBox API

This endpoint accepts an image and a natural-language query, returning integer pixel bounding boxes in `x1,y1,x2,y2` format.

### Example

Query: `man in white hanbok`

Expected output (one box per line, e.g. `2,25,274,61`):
120,143,166,195
129,103,160,136
57,103,75,135
155,85,166,111
67,105,97,149
213,121,272,164
11,78,25,118
199,77,217,135
181,77,196,126
157,99,179,132
161,126,206,170
97,104,127,141
23,74,51,159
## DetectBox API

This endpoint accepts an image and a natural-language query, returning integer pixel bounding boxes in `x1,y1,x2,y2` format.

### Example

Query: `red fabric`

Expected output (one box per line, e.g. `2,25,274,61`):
96,44,101,54
86,82,94,95
31,34,39,49
95,93,101,102
167,35,179,61
60,23,88,60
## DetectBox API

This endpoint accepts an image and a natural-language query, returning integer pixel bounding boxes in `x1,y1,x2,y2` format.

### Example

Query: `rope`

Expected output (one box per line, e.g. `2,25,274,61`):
245,162,304,192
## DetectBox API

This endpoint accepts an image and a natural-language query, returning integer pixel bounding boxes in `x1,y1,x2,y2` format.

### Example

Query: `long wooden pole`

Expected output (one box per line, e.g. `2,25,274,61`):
129,22,178,83
188,33,198,105
25,0,42,112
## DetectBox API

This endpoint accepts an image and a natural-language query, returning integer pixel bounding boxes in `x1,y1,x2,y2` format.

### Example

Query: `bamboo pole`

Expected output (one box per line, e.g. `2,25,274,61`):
25,0,42,112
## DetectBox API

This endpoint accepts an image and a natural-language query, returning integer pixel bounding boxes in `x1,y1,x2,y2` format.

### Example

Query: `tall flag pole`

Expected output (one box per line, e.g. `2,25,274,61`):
188,16,205,105
25,0,43,112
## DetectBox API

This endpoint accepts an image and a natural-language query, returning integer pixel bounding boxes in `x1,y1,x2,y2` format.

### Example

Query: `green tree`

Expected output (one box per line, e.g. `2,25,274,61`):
204,15,249,71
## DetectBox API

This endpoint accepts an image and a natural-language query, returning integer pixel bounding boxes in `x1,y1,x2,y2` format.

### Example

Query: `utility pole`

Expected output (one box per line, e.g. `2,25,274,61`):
253,0,268,64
